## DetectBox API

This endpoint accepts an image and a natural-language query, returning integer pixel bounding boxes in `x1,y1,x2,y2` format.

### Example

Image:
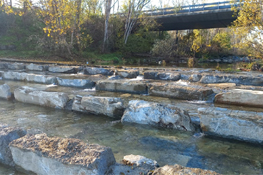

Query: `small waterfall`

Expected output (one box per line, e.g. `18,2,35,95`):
130,75,144,81
46,84,57,88
175,79,189,86
83,87,96,92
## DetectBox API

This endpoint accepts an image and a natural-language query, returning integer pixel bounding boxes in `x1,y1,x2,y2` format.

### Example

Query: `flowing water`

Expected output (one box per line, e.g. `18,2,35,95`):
0,79,263,174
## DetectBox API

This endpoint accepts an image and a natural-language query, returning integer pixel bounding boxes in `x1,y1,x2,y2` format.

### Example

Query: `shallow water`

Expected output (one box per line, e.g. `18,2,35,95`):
0,98,262,174
0,77,263,174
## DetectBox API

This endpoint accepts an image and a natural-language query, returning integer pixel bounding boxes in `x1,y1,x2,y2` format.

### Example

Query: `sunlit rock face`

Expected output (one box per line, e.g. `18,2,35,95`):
0,124,26,166
10,134,116,175
14,86,69,109
72,95,125,118
0,84,12,100
148,82,214,100
2,72,57,84
26,63,46,71
122,100,195,132
215,89,263,108
198,107,263,143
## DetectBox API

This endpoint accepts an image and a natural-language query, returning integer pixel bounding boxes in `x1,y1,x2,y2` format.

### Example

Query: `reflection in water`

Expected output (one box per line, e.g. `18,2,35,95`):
0,99,262,174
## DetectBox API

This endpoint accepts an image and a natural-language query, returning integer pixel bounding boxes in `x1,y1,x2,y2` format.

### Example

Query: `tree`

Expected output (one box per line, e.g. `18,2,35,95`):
231,0,263,58
102,0,112,52
191,29,204,58
123,0,151,44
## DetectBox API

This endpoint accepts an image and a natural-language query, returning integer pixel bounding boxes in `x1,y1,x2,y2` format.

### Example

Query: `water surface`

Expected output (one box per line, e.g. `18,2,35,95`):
0,99,262,174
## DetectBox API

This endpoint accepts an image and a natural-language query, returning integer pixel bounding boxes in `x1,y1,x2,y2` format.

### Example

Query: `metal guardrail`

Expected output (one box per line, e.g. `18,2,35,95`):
116,1,243,16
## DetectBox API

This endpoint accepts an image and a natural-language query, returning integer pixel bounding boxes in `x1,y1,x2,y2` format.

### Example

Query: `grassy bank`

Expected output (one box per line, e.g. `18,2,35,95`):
0,50,129,65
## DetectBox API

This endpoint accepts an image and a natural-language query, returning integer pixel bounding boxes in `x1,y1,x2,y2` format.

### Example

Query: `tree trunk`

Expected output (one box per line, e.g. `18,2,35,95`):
102,0,112,53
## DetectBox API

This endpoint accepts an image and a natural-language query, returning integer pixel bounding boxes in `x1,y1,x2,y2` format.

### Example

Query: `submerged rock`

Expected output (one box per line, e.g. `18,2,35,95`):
123,154,158,168
122,100,195,131
48,66,78,73
84,67,114,75
148,82,214,100
96,79,148,94
116,69,139,78
144,71,181,81
215,89,263,108
3,72,57,84
14,86,69,109
0,124,26,166
198,107,263,143
56,78,95,88
107,155,159,175
0,84,12,99
10,133,116,175
72,95,125,118
150,164,220,175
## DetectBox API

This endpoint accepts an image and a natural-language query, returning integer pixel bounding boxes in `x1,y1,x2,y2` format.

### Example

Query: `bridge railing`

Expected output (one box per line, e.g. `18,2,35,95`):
116,1,243,17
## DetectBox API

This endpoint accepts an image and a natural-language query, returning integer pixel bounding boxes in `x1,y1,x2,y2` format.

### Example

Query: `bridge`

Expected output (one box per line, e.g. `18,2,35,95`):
144,1,242,31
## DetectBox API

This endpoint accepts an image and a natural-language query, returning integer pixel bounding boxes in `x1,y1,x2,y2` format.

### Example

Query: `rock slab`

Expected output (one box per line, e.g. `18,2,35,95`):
3,72,57,84
26,63,45,71
48,66,78,73
10,134,116,175
215,89,263,108
72,95,124,118
122,100,194,131
148,82,214,100
144,71,181,81
56,78,95,88
6,63,25,70
0,124,26,166
14,86,69,109
0,84,12,99
116,69,139,78
200,73,263,86
198,107,263,143
84,67,114,75
96,80,148,94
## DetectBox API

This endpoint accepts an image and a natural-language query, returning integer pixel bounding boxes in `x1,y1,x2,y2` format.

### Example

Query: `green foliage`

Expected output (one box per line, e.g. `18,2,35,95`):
210,32,231,56
231,0,263,58
118,32,156,56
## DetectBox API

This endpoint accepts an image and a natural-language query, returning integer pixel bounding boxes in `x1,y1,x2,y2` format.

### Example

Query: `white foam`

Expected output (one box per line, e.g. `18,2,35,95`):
84,87,96,92
46,84,57,87
175,79,189,86
130,75,144,81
